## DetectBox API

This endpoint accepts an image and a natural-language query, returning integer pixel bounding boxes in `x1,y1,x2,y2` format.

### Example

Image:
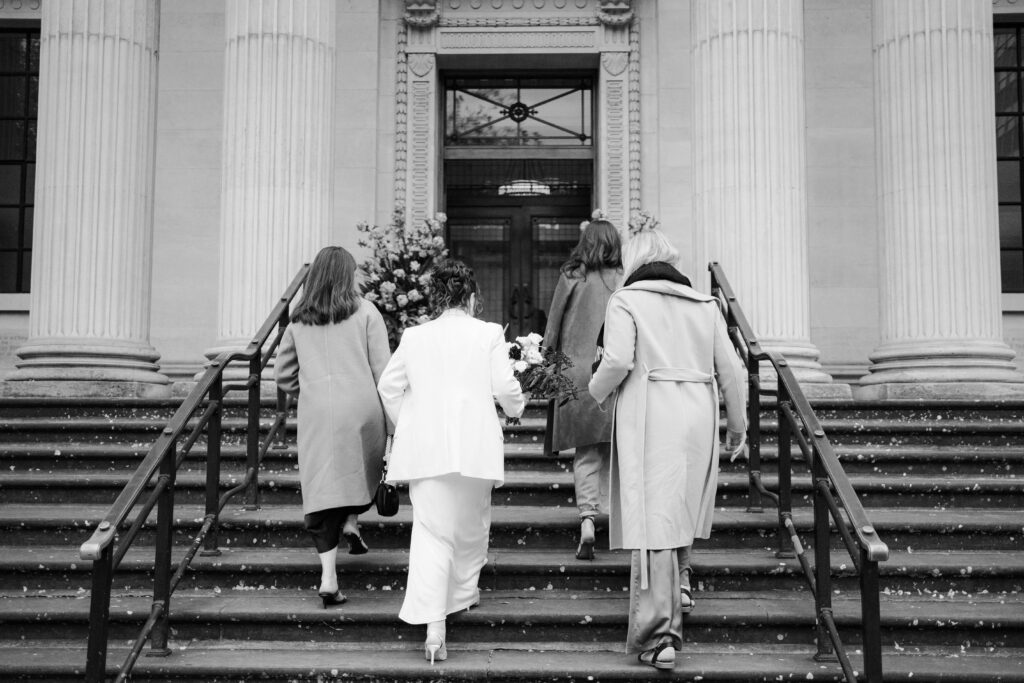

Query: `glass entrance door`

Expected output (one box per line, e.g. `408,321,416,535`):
446,200,587,338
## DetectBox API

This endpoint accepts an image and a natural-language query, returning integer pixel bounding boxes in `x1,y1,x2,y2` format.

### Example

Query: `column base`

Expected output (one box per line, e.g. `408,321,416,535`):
859,340,1024,390
198,340,274,383
4,338,171,397
759,339,853,399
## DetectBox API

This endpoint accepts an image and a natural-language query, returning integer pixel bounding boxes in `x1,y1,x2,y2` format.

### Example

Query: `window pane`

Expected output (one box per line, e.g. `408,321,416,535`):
995,71,1019,113
28,36,39,73
0,35,27,72
23,206,31,245
1000,206,1023,248
0,207,18,248
0,75,27,116
0,164,20,204
24,163,33,203
997,116,1020,157
0,120,24,160
28,75,36,117
998,161,1021,201
1001,250,1024,292
995,29,1018,68
20,248,29,292
0,251,16,291
26,120,34,161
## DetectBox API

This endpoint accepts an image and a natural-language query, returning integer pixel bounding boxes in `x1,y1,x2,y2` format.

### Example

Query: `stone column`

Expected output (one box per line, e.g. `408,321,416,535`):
692,0,846,396
858,0,1024,399
205,0,335,361
3,0,169,397
597,9,633,230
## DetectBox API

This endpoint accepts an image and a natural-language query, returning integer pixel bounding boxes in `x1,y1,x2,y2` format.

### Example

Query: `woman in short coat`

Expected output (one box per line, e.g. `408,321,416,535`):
275,246,391,607
589,226,746,670
377,259,524,664
542,217,622,559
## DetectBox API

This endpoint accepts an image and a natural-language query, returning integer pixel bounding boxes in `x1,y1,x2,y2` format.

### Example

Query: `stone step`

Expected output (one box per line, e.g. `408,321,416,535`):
2,588,1021,647
1,503,1020,551
2,441,1021,476
4,640,1023,683
5,545,1023,594
2,468,1021,508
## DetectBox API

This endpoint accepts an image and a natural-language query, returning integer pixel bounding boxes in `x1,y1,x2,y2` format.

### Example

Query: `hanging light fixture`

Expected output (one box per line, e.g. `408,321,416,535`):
498,179,551,196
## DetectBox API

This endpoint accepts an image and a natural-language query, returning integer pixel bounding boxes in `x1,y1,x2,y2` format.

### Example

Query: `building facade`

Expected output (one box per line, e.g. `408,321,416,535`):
1,0,1023,399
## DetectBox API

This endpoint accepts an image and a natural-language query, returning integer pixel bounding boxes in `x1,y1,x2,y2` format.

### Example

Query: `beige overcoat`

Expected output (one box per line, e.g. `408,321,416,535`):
588,280,746,560
274,299,391,515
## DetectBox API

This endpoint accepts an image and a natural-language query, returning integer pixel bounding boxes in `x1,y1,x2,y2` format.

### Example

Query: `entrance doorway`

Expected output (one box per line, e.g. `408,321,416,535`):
441,74,595,338
446,196,588,337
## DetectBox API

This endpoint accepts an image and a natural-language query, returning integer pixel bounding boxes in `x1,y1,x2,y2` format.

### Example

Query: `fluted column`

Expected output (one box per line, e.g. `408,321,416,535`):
692,0,846,395
4,0,169,397
859,0,1024,399
206,0,334,360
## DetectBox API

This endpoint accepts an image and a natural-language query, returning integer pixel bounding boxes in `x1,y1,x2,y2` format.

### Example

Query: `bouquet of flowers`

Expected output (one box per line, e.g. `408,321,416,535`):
504,332,578,425
358,210,449,350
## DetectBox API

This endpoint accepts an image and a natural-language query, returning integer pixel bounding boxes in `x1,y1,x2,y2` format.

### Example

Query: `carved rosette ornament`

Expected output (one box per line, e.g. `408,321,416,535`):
405,0,440,28
597,0,632,26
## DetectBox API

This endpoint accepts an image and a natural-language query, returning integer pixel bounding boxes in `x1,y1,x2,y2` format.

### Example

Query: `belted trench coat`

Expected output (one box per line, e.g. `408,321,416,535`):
588,280,746,578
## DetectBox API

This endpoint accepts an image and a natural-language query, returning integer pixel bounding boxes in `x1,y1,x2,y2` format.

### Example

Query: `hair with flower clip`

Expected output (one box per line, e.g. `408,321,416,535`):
579,208,608,232
622,210,679,276
627,210,660,236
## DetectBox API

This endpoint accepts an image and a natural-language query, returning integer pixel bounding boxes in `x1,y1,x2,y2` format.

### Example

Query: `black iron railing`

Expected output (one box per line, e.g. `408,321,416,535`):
79,265,309,682
710,262,888,683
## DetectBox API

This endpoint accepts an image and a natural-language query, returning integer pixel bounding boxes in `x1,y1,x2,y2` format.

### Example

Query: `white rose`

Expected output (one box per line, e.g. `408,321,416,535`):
407,289,422,302
394,268,406,278
435,212,447,223
513,360,529,373
527,332,544,347
525,348,544,365
396,294,409,307
410,260,421,272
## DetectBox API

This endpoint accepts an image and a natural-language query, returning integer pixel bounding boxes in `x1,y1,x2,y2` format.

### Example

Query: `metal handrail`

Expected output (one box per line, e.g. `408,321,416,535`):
709,262,888,683
80,265,309,682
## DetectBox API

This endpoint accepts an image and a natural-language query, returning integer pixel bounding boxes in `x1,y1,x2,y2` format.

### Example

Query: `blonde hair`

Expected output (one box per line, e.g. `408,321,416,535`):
622,227,680,277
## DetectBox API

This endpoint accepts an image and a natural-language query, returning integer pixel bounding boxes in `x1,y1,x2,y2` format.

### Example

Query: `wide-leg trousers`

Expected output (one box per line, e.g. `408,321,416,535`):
573,442,610,518
399,473,493,625
626,548,688,653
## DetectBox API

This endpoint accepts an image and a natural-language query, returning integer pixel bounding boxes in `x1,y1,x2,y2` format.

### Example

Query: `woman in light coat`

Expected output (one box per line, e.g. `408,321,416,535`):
589,225,746,670
377,260,524,664
275,246,391,608
543,216,622,559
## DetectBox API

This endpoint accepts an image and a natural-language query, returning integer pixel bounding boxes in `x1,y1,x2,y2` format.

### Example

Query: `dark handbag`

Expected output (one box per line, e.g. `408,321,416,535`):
374,436,399,517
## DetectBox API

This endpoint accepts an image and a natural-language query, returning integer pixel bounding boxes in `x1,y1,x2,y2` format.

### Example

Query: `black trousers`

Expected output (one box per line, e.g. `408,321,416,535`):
304,502,373,554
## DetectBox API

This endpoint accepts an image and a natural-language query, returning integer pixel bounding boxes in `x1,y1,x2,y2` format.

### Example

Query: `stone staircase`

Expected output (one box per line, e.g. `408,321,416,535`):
0,397,1022,681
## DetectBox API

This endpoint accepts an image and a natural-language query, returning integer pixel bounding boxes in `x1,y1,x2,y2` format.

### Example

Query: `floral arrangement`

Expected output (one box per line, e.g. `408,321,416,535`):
504,332,578,425
357,210,449,350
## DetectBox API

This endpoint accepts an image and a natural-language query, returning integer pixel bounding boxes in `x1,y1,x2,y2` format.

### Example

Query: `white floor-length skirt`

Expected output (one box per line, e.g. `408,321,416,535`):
399,473,494,624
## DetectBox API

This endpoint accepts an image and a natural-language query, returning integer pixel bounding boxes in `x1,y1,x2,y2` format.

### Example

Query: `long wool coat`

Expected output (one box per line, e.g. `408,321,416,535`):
274,299,391,515
588,280,746,555
542,268,622,452
377,310,525,485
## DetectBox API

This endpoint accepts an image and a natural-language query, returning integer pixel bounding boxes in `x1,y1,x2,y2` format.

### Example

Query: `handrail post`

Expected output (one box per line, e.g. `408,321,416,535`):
84,541,115,681
745,352,763,513
860,547,884,682
775,385,796,559
149,436,176,657
812,445,835,661
245,353,261,510
275,309,290,450
202,371,223,556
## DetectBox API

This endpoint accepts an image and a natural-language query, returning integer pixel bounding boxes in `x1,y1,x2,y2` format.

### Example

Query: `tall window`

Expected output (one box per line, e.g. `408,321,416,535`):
0,28,38,294
996,25,1024,293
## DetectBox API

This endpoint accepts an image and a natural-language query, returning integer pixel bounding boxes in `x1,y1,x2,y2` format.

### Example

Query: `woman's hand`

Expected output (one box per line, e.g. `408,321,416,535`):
725,429,747,462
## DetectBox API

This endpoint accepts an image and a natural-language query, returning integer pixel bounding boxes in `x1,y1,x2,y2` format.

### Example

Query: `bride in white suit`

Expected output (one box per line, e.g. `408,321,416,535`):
376,260,525,664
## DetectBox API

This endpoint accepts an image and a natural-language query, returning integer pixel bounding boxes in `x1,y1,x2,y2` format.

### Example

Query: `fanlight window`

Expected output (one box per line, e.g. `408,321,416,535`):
445,76,593,147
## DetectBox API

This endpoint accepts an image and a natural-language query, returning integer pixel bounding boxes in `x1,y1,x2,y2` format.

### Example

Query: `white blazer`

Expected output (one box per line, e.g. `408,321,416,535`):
377,310,525,485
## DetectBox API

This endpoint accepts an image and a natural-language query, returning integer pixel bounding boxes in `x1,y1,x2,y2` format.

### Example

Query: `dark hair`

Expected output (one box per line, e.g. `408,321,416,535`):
560,219,622,278
291,246,361,325
429,259,481,314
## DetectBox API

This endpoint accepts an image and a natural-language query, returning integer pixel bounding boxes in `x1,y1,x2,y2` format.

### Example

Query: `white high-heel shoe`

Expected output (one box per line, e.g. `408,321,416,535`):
424,629,447,664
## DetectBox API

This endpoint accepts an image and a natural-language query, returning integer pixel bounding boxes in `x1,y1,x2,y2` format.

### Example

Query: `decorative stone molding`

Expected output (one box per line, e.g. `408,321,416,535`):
692,0,843,395
438,28,596,49
627,19,640,215
409,52,435,77
597,0,632,26
394,21,409,218
601,51,627,76
439,16,599,26
859,0,1024,398
204,0,336,367
0,0,41,18
405,0,440,27
407,60,438,227
444,0,595,9
5,0,169,397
